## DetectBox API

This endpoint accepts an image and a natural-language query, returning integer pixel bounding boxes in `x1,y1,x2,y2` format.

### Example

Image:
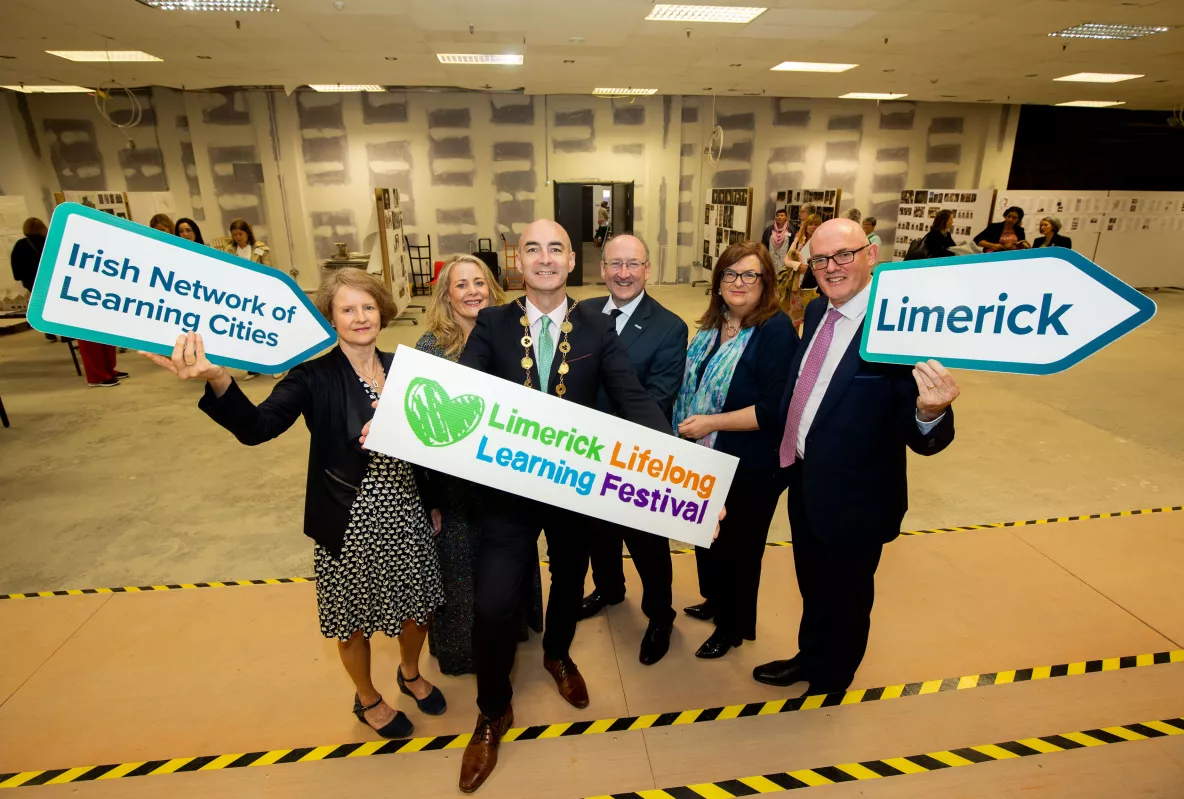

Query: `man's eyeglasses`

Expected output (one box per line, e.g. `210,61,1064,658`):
721,269,761,285
806,244,871,271
604,260,648,272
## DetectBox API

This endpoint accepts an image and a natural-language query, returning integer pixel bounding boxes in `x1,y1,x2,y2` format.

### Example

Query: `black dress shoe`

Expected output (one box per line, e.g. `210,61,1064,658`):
753,658,809,687
578,590,624,621
683,600,715,621
694,627,741,659
638,622,672,665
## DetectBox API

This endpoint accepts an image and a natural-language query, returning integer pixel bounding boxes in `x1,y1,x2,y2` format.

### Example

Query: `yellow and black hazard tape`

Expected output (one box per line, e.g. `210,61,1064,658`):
0,648,1179,789
0,577,310,601
588,715,1184,798
3,504,1180,600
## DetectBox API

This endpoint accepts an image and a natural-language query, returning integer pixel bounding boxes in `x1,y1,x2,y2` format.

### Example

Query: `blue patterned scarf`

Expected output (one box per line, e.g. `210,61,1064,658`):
672,325,755,449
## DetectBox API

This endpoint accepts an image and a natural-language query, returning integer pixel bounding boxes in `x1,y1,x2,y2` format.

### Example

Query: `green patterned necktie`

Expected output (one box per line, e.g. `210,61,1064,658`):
537,315,554,393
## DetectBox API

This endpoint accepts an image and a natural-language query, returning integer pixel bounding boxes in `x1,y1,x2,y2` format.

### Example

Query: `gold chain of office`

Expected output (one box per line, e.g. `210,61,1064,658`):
516,298,577,397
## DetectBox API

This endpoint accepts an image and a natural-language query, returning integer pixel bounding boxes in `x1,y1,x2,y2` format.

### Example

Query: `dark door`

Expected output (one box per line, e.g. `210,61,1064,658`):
611,182,634,236
554,182,591,286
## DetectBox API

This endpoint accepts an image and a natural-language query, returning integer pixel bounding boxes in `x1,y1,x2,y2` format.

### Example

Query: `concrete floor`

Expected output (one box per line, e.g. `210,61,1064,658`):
1,284,1182,594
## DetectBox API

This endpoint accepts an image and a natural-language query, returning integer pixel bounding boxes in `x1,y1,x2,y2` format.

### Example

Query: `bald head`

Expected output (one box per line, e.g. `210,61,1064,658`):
603,234,649,262
811,218,868,253
518,218,576,300
519,219,571,252
808,217,876,309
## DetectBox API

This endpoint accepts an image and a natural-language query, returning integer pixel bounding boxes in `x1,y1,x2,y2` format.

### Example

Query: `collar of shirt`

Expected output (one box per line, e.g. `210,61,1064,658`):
827,280,873,324
601,290,645,320
524,296,569,336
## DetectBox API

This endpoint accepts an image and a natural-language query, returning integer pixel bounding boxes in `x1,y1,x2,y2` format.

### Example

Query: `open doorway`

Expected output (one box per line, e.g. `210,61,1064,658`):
553,181,634,286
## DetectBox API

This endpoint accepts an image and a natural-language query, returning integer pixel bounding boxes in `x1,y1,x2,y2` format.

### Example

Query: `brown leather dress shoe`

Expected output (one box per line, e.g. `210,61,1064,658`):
543,656,590,709
459,706,514,794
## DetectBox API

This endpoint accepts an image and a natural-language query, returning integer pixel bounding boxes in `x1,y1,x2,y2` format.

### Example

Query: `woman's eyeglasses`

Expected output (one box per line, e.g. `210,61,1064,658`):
721,270,761,285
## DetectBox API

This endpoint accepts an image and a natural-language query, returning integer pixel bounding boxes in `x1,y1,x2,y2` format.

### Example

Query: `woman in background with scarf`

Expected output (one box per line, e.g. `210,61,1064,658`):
673,241,797,660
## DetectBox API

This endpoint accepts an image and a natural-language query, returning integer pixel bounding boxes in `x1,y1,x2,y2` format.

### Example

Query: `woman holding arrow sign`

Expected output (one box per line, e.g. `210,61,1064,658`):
141,268,447,740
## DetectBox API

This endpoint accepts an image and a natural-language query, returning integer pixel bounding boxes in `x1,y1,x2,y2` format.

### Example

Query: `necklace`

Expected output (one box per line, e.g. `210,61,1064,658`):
722,311,740,340
352,358,383,391
516,298,577,397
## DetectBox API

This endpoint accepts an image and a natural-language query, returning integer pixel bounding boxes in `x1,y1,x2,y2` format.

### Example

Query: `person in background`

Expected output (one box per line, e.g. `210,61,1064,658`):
578,234,688,666
675,241,797,659
414,254,545,676
595,201,611,248
224,218,277,379
761,208,793,271
175,217,205,246
781,213,823,328
791,202,817,240
1032,217,1073,249
844,208,862,224
149,214,174,235
10,217,57,342
755,219,958,696
862,217,881,249
975,206,1028,252
142,268,448,739
923,210,957,259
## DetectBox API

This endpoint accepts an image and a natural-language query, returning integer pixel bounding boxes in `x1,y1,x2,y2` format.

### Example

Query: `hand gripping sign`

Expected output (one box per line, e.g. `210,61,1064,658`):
364,346,739,547
27,203,335,373
861,248,1156,374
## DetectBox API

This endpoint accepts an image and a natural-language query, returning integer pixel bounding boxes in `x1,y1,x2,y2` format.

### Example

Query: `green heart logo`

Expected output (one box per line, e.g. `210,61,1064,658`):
404,377,485,447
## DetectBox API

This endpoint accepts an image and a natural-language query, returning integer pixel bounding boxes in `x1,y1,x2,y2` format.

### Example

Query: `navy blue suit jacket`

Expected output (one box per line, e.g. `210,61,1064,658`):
592,293,689,423
780,297,956,545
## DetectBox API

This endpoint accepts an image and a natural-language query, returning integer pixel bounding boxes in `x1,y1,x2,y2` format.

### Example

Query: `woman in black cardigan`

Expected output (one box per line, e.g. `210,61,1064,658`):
922,209,957,259
975,206,1029,253
142,269,446,739
673,241,798,659
1032,216,1073,249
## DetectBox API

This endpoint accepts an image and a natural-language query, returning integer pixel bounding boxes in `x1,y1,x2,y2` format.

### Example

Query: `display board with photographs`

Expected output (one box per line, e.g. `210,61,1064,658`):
54,191,131,220
701,186,754,275
774,188,843,224
892,188,996,261
994,191,1184,236
372,187,412,314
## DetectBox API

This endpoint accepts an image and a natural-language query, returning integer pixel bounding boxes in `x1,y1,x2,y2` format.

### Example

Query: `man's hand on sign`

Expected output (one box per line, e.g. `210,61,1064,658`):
913,359,960,422
430,509,442,536
677,414,715,441
359,399,378,446
140,333,232,395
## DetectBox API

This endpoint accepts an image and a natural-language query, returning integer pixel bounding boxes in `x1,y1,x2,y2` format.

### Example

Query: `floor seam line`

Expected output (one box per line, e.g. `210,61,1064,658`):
1009,529,1183,649
0,593,112,711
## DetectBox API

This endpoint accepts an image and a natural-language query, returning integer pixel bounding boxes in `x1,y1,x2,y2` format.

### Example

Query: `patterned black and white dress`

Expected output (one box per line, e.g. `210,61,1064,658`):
312,377,445,641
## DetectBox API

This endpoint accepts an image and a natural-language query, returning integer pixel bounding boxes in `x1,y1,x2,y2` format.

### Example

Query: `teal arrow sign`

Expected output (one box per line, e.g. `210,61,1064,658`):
860,248,1156,375
28,203,336,373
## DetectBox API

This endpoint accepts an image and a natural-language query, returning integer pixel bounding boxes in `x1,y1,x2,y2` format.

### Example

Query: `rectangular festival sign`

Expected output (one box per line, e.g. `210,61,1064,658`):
365,346,738,547
27,202,336,373
861,248,1156,375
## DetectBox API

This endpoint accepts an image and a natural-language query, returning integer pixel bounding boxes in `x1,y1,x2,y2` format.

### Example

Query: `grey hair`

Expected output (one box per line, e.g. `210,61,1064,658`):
1042,216,1062,233
602,234,650,262
844,208,862,223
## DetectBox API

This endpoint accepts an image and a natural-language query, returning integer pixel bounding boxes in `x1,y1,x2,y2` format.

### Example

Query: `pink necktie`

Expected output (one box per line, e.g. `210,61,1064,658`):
779,308,842,467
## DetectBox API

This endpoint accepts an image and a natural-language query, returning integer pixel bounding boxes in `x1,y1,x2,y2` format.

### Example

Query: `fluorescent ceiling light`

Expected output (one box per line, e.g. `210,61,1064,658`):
1056,100,1126,107
593,88,658,95
1055,72,1143,83
1049,23,1172,40
771,61,857,73
645,4,766,23
840,92,907,100
308,84,385,92
47,50,162,62
436,54,523,65
1,84,92,93
134,0,278,9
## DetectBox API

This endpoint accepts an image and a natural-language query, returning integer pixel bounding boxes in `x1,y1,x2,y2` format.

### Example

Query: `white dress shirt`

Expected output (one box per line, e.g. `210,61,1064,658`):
794,282,943,458
601,290,645,334
523,297,569,365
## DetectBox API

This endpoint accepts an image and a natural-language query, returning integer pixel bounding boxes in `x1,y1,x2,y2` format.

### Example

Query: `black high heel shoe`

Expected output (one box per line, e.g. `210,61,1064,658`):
695,627,742,659
398,667,448,715
353,694,414,738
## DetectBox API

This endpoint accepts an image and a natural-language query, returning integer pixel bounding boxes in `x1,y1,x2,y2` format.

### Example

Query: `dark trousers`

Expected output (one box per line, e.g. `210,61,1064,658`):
693,468,783,640
588,520,675,626
474,490,590,718
77,340,117,383
786,463,884,691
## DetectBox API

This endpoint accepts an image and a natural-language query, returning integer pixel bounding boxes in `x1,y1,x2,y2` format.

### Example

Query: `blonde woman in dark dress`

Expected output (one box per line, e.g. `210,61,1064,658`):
415,254,545,675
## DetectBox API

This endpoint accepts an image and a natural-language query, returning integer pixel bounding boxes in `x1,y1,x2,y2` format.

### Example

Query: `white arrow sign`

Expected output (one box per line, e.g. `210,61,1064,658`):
861,249,1156,374
28,203,335,373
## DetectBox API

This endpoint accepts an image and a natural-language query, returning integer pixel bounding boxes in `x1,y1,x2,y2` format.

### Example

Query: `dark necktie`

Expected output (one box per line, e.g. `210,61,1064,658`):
609,308,623,334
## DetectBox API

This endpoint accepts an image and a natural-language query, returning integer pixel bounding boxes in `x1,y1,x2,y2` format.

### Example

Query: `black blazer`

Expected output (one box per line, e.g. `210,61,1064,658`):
693,311,798,470
198,346,432,556
460,296,669,434
779,299,955,545
10,235,44,292
591,293,688,423
974,221,1026,247
922,229,956,258
1033,233,1073,249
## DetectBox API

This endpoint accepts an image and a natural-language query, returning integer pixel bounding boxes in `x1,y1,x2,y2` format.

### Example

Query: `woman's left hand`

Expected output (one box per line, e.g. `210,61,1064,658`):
430,509,442,536
678,414,716,441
